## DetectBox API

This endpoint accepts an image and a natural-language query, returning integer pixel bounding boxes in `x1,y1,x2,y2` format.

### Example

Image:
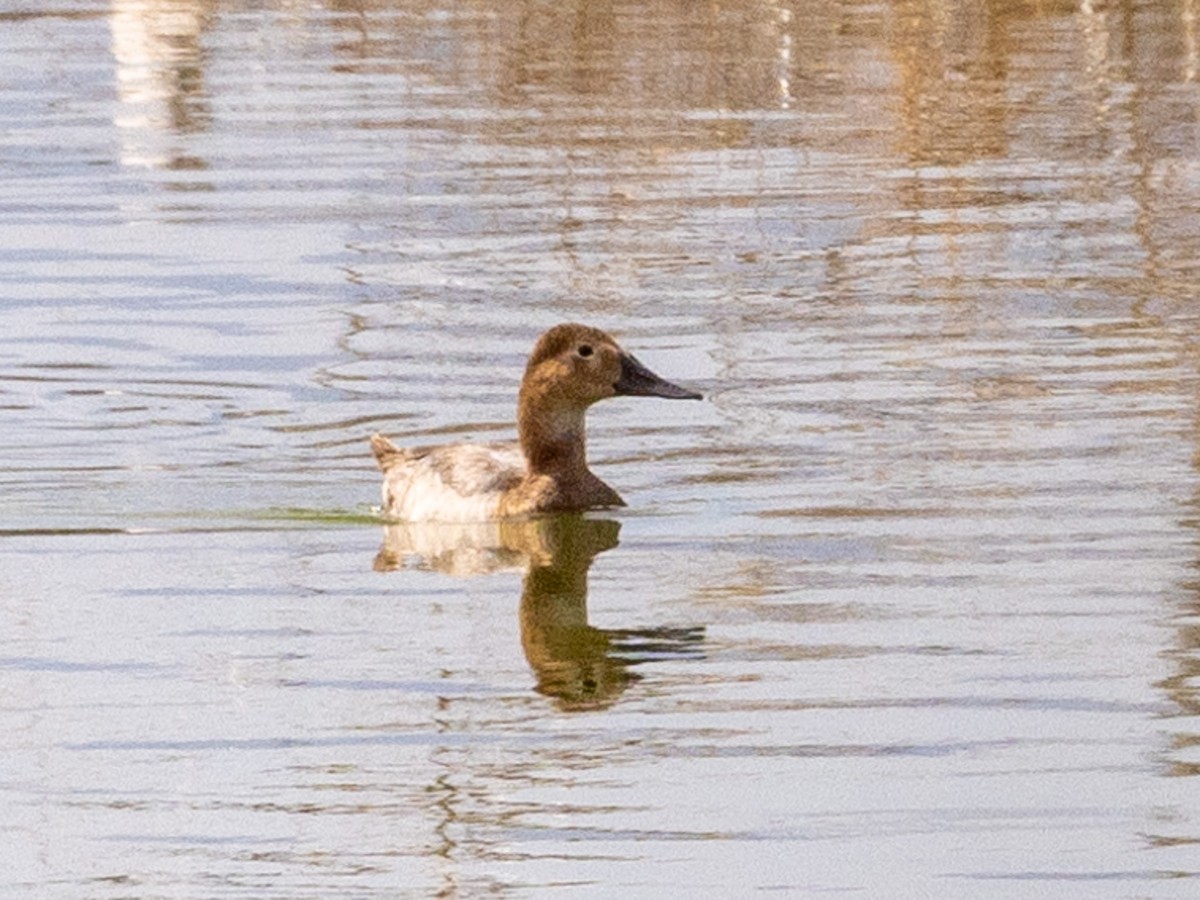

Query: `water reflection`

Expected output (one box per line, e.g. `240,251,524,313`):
324,0,802,113
6,0,1200,892
375,515,704,709
1162,482,1200,782
110,0,213,171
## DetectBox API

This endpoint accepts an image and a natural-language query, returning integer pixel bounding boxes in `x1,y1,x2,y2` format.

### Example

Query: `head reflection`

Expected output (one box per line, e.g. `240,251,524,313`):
374,515,703,711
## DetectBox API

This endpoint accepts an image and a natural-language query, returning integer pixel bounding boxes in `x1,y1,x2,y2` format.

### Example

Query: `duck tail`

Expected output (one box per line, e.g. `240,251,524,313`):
370,433,405,470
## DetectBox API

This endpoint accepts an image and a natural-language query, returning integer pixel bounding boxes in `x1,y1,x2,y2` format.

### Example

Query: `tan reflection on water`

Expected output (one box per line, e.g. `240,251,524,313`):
375,515,703,710
1161,443,1200,781
110,0,214,170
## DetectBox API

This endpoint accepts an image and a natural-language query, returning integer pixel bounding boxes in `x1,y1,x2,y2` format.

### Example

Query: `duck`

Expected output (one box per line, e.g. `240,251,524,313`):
370,323,702,522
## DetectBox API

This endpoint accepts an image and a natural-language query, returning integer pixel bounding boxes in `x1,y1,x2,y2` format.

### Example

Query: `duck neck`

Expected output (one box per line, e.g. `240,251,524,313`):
518,400,590,479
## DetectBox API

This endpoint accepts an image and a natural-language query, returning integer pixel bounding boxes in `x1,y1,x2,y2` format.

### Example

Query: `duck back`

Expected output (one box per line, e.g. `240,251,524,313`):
372,435,525,522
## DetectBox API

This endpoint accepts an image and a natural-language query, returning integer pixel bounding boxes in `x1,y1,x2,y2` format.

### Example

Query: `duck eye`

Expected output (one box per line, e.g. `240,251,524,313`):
577,344,593,358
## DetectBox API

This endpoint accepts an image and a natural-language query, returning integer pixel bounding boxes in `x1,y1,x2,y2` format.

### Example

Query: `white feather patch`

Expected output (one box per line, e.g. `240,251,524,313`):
380,442,526,523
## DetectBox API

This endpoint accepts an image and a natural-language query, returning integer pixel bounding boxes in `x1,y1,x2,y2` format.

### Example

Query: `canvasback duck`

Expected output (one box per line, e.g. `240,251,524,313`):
370,323,701,522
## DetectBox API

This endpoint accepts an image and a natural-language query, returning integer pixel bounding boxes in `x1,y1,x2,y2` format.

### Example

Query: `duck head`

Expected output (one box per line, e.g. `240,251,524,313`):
521,323,702,408
517,323,702,470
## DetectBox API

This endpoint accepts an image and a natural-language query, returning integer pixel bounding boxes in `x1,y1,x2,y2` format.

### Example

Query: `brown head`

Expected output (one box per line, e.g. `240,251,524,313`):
517,323,701,474
522,323,701,405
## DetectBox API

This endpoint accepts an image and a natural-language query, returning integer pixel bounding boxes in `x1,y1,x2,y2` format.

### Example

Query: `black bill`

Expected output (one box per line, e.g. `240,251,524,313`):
614,353,702,400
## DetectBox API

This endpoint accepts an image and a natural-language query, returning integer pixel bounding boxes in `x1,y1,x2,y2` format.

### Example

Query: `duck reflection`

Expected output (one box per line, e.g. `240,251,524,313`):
374,515,703,710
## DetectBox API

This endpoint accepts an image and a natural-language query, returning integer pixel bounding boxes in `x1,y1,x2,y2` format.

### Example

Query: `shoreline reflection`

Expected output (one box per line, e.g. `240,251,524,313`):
110,0,214,172
375,515,704,710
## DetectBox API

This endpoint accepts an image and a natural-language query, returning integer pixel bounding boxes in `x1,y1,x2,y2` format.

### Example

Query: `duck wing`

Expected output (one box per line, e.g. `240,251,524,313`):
371,434,526,521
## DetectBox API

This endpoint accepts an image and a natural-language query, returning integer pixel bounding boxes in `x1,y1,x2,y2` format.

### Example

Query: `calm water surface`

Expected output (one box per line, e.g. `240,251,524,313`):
5,0,1200,896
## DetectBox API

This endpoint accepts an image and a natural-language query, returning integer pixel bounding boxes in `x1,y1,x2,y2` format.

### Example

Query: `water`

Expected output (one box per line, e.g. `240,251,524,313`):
4,0,1200,895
